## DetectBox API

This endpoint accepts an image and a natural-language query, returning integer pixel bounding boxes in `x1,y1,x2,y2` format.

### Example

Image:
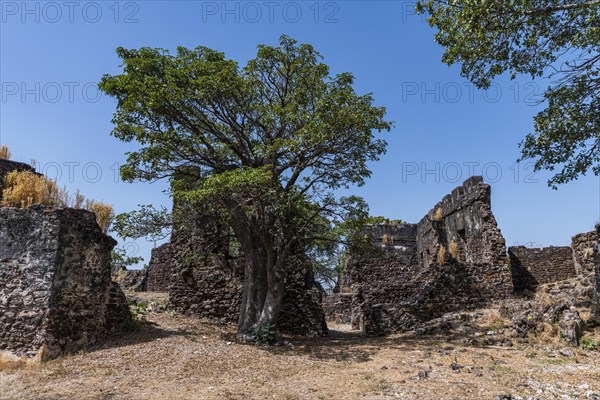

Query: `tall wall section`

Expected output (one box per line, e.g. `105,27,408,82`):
340,176,513,335
0,206,130,362
594,224,600,317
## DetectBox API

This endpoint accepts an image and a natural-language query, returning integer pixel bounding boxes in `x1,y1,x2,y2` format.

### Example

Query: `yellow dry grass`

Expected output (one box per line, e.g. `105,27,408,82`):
1,170,62,208
0,145,12,160
449,240,459,259
1,170,113,232
432,207,443,221
436,246,446,265
382,234,394,245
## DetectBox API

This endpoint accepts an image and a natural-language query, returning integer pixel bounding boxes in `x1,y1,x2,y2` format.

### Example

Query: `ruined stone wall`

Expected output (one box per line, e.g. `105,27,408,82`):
322,293,354,324
595,224,600,317
151,205,328,336
415,176,507,270
331,177,513,335
0,206,130,362
572,231,598,292
508,246,577,292
342,224,419,289
167,220,242,323
146,243,179,292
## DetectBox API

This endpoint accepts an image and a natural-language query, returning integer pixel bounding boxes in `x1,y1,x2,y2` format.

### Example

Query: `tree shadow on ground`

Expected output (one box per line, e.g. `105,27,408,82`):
85,320,193,354
259,321,520,363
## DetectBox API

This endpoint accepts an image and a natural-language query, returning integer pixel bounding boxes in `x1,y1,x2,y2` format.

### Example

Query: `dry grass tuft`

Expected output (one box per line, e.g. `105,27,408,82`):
449,240,459,259
1,170,114,232
382,234,394,245
432,207,443,221
0,145,12,160
437,245,446,265
1,170,62,208
481,310,510,331
87,200,114,233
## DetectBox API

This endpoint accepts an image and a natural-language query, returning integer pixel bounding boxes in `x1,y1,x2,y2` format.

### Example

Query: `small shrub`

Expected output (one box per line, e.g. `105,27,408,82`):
0,145,12,160
253,322,277,344
449,240,459,259
130,302,149,321
432,207,443,221
436,246,446,265
581,338,598,351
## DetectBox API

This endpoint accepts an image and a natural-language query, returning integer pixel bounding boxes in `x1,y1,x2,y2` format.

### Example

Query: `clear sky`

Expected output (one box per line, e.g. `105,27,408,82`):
1,0,599,265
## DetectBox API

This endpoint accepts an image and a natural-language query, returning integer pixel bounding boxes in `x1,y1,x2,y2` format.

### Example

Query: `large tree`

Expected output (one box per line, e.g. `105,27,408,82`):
99,36,391,340
416,0,599,187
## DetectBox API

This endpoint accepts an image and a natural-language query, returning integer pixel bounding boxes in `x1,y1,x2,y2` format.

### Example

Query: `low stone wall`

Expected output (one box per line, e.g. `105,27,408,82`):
0,206,130,363
508,246,577,292
322,293,354,324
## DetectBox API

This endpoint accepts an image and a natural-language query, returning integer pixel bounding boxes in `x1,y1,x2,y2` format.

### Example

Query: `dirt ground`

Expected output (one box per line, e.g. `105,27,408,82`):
2,310,599,400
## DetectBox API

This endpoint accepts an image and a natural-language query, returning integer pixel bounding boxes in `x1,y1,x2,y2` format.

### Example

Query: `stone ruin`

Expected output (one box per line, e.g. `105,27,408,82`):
595,223,600,318
508,246,577,292
118,174,600,338
325,176,600,336
118,173,329,336
0,150,596,366
326,176,514,335
0,160,131,363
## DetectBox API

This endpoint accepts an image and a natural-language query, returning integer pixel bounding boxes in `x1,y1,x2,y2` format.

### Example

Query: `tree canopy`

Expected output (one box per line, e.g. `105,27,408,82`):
416,0,600,187
99,35,391,339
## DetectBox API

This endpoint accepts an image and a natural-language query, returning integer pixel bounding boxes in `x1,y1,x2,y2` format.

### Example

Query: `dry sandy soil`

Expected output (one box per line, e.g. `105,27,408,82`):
1,304,599,400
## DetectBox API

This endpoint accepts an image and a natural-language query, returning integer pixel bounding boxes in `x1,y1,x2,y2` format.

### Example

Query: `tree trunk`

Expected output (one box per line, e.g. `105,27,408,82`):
235,228,287,342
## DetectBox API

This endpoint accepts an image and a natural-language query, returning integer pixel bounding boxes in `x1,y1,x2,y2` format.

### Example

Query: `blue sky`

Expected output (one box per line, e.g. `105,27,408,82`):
1,0,599,265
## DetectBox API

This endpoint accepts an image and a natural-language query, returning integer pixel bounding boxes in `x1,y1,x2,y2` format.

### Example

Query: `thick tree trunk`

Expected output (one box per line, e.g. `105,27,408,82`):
236,232,287,342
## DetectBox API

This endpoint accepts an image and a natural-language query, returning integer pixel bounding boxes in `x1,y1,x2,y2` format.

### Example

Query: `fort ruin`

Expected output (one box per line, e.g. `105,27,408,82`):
0,160,131,363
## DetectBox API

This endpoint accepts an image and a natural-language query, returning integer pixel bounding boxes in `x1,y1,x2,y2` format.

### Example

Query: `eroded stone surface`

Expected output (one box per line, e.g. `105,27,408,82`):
0,206,130,362
508,246,577,293
339,177,513,335
144,194,328,336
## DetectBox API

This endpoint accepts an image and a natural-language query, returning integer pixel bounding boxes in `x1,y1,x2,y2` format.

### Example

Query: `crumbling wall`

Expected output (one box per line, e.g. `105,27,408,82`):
152,203,328,336
595,224,600,317
572,231,598,292
508,246,577,292
322,293,354,324
167,219,242,323
0,206,130,362
342,224,418,289
416,176,507,270
146,243,179,292
333,176,513,335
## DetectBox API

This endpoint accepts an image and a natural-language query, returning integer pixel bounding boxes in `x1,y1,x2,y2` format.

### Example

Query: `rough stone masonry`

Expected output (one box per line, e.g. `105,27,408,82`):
0,159,131,363
336,176,514,335
595,223,600,317
141,167,328,337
